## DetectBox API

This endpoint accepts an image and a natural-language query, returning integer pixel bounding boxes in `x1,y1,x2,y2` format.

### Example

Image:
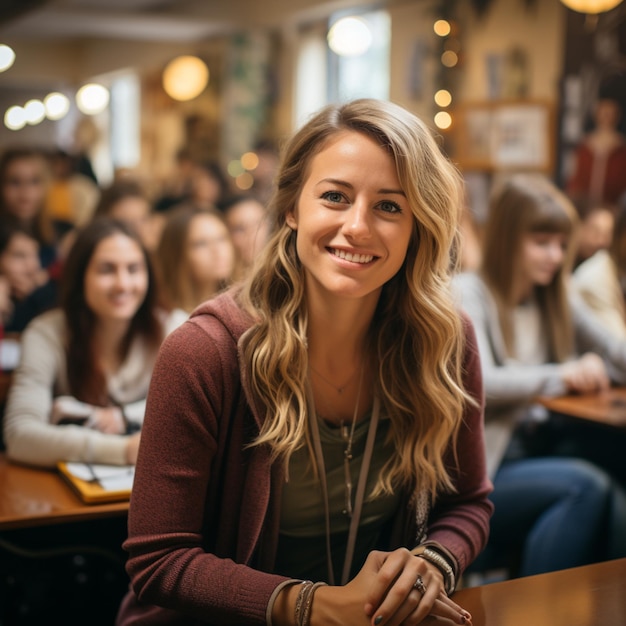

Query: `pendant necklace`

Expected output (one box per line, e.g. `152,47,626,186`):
340,366,364,517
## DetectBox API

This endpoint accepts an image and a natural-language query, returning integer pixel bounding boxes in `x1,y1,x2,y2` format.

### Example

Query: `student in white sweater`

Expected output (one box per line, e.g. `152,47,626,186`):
3,217,186,468
455,174,626,577
573,199,626,339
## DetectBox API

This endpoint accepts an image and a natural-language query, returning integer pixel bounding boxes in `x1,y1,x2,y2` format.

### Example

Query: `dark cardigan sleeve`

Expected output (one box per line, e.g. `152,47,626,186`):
121,319,288,625
425,314,494,574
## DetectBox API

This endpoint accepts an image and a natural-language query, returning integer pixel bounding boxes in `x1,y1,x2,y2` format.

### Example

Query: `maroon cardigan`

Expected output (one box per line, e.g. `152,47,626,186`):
117,291,493,625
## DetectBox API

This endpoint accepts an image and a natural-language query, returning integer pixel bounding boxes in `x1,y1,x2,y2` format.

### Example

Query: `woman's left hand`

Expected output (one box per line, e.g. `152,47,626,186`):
362,549,470,625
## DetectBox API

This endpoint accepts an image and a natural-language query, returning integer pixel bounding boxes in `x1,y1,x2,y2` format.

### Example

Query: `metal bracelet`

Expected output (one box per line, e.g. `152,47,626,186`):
416,548,456,595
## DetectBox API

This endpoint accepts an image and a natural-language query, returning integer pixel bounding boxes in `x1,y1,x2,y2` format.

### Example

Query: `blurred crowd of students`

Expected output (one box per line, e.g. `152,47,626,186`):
0,142,274,467
2,94,626,591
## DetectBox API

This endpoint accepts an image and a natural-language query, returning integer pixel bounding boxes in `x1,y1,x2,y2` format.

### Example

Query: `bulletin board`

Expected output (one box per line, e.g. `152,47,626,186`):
454,100,555,173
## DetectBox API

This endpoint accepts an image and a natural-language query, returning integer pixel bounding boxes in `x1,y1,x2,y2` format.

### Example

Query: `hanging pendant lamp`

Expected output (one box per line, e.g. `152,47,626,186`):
560,0,623,14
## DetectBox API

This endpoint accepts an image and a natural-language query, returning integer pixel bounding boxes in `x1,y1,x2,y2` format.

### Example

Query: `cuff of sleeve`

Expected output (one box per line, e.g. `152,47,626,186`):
87,432,129,465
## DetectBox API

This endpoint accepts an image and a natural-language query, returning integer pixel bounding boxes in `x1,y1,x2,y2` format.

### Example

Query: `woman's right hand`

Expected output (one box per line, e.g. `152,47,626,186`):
559,352,610,394
273,550,470,626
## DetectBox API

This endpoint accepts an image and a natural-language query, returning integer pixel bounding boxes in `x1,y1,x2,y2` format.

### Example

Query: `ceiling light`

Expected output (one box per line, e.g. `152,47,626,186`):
162,55,209,101
434,89,452,107
24,99,46,125
441,51,459,68
76,83,110,115
44,92,70,120
434,111,452,130
560,0,623,12
0,44,15,72
4,106,26,131
327,17,373,57
433,20,451,37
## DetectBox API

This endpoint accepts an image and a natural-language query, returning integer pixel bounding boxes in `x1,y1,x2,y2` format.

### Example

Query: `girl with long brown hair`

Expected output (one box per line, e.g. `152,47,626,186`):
455,173,626,578
3,217,185,467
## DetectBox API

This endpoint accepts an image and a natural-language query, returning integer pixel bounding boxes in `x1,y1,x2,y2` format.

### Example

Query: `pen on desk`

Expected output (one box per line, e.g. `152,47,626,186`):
86,462,99,483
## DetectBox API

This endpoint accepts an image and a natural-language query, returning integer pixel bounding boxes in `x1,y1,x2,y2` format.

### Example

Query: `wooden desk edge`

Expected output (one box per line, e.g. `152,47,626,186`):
0,502,129,531
0,453,129,531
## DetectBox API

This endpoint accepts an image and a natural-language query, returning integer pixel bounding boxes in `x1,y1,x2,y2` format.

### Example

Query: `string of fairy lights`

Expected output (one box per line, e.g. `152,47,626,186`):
1,44,110,131
2,11,460,174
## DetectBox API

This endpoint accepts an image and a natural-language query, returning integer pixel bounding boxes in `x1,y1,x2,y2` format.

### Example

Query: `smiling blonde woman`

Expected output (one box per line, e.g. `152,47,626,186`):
118,100,492,626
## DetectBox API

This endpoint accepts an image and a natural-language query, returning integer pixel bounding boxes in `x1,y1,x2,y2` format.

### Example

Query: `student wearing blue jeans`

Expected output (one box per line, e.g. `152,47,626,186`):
455,174,626,577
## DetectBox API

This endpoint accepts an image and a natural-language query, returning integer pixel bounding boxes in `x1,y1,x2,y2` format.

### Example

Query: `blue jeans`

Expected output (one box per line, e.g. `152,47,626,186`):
486,457,621,577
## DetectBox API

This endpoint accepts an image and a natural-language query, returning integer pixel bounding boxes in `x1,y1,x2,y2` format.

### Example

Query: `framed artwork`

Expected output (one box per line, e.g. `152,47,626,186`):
454,100,554,173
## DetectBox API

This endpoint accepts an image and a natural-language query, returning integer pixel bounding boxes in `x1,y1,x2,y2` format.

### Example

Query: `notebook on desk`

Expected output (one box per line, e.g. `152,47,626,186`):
57,461,134,504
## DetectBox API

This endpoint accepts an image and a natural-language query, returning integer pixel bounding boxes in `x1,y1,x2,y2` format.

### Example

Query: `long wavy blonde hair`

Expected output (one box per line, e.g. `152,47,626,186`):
239,99,472,501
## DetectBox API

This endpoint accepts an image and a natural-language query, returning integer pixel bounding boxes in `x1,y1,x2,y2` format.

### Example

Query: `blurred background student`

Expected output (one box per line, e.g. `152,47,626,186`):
0,147,57,270
219,194,270,277
3,217,186,468
93,178,163,253
155,206,236,313
0,217,58,334
454,173,626,578
567,97,626,208
153,147,196,213
44,148,100,238
573,196,626,339
570,197,614,270
187,159,229,211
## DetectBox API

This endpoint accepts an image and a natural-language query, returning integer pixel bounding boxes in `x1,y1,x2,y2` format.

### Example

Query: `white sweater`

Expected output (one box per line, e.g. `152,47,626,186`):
3,308,187,467
454,272,626,478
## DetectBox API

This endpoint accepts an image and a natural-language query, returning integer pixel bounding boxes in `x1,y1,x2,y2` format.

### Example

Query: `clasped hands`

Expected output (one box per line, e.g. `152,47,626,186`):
305,548,471,625
560,352,610,394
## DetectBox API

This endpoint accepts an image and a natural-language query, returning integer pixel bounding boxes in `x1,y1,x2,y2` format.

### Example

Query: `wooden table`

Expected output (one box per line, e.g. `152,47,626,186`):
0,453,128,530
536,386,626,427
453,558,626,626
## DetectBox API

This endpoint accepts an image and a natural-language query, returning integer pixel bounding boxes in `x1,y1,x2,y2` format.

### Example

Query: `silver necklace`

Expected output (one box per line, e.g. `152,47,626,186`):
340,366,364,517
307,372,381,586
309,362,359,395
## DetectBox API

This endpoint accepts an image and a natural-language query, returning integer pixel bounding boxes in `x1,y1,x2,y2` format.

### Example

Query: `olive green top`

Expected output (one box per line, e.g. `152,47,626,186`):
275,413,400,583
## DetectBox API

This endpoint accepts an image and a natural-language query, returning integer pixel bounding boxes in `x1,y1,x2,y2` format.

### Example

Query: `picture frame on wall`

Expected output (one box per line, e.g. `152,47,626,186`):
455,100,554,173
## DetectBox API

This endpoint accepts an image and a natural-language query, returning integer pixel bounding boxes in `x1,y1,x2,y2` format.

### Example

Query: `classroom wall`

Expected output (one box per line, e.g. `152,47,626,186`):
1,1,569,170
387,0,565,136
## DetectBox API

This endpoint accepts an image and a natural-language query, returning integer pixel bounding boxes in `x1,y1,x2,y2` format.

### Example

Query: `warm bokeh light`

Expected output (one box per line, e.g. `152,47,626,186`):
76,83,110,115
235,172,254,190
0,44,15,72
441,50,459,67
433,19,451,37
162,55,209,101
227,159,245,178
434,111,452,130
434,89,452,107
241,151,259,170
559,0,623,14
327,16,373,57
44,92,70,120
4,106,26,131
24,99,46,125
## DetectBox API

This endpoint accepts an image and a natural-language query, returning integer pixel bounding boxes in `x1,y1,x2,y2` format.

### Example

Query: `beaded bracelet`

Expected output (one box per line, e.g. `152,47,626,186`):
294,580,328,626
294,581,314,626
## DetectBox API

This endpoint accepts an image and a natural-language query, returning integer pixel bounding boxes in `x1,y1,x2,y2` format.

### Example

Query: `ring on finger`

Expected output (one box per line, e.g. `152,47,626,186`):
413,574,427,595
